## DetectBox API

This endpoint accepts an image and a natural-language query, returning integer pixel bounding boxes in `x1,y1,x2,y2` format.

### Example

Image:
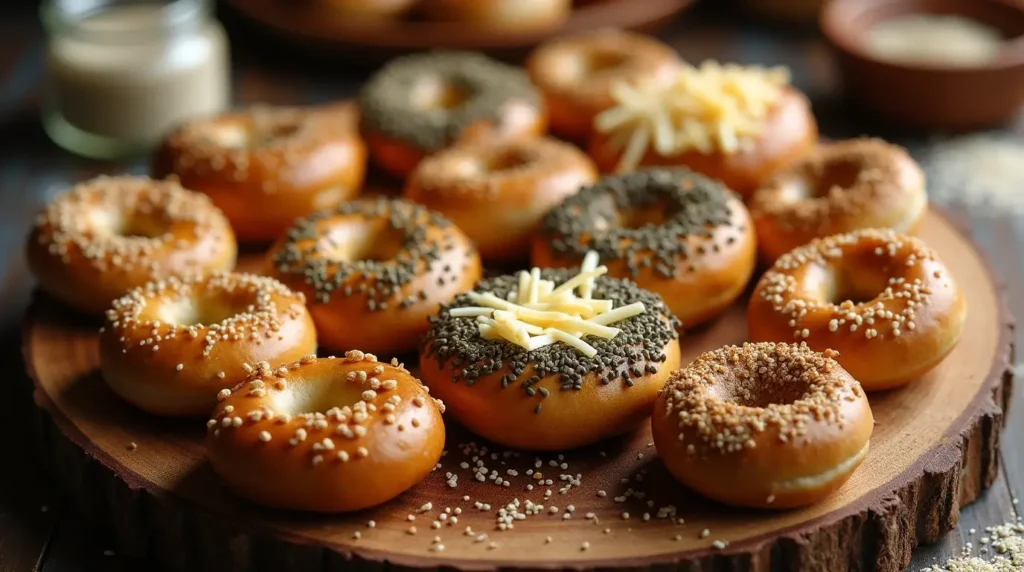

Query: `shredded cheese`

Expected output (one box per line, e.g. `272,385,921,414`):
594,60,791,172
447,253,648,356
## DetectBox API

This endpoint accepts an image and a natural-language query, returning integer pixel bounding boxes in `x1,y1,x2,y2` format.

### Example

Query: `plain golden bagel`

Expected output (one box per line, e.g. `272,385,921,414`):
526,29,681,140
420,268,681,451
651,342,874,509
748,228,966,390
750,138,928,263
404,136,598,262
319,0,417,21
532,168,757,327
99,272,317,417
267,198,482,356
153,102,367,243
206,352,446,513
589,86,818,199
358,51,546,178
26,175,237,315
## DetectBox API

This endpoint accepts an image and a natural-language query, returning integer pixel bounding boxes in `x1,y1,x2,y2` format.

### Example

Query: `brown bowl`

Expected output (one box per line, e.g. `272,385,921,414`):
820,0,1024,130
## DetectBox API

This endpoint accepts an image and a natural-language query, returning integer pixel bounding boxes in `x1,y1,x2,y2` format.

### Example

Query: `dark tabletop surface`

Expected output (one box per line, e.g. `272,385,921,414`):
0,1,1021,570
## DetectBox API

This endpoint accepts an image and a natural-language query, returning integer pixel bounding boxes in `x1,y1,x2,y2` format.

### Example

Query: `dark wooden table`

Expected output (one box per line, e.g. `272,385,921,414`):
1,2,1021,570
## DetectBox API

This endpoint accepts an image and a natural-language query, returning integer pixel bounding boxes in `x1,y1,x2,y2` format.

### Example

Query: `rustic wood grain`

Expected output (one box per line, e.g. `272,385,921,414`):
20,208,1014,572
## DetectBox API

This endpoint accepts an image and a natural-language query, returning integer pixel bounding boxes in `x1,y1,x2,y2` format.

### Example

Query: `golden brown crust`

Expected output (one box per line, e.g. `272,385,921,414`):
318,0,418,20
588,87,818,198
266,198,482,356
747,228,967,390
26,175,237,315
153,102,367,243
651,342,874,509
404,136,598,261
750,138,928,263
99,272,317,417
206,352,446,513
421,0,571,30
526,30,681,140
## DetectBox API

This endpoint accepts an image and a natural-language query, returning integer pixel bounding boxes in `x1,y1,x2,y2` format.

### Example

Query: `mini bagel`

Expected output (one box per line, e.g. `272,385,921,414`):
533,168,757,327
651,342,873,509
206,352,446,513
358,52,545,178
26,175,237,315
153,102,367,243
404,136,598,261
99,272,317,417
748,228,966,390
420,267,681,451
526,29,681,140
750,138,928,263
422,0,571,32
267,198,482,356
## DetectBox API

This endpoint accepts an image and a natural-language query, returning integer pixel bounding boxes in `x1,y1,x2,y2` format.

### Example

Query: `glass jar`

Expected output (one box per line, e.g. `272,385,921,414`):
41,0,231,159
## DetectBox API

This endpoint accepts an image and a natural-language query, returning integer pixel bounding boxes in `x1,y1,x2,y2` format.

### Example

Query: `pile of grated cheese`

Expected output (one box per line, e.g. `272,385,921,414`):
447,252,646,358
594,60,791,173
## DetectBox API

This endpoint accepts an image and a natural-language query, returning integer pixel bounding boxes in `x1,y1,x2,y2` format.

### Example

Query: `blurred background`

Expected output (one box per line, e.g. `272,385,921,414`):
0,0,1022,570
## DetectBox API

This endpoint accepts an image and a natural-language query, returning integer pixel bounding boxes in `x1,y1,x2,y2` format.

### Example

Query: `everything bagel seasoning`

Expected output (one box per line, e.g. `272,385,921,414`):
538,168,741,279
358,51,540,152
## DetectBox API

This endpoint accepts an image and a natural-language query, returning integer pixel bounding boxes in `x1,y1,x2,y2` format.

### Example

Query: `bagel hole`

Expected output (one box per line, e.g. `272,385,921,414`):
617,205,668,229
479,148,535,173
154,296,245,327
825,266,889,305
89,209,170,239
806,159,864,198
273,380,362,416
319,221,404,263
580,50,630,76
411,78,470,111
716,375,811,408
205,118,302,149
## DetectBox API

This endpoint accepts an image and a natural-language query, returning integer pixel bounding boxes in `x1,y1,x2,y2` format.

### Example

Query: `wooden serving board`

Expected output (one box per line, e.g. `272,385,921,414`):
225,0,694,62
21,208,1014,572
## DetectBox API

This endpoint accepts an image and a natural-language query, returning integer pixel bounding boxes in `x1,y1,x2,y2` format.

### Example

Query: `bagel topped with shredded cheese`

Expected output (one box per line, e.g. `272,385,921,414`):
418,258,681,450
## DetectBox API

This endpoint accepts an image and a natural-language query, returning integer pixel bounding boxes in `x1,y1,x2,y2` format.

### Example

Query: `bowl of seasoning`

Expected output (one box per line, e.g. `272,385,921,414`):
821,0,1024,130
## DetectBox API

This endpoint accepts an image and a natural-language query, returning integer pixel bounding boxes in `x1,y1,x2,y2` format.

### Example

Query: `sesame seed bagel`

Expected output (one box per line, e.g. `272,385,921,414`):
651,342,873,509
419,269,681,451
99,272,317,417
206,352,445,513
358,52,545,178
525,30,681,140
267,198,482,356
748,229,966,390
153,102,367,243
750,138,928,263
404,136,598,262
422,0,571,32
588,87,817,198
532,168,757,327
27,175,237,315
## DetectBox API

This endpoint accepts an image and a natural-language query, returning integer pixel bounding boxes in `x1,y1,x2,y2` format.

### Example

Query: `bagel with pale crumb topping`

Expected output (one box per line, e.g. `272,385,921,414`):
750,138,927,263
526,29,681,140
99,272,317,416
206,351,445,513
267,198,482,356
26,175,237,315
748,228,966,390
358,52,545,178
652,342,873,509
404,136,598,261
420,266,681,450
153,102,366,243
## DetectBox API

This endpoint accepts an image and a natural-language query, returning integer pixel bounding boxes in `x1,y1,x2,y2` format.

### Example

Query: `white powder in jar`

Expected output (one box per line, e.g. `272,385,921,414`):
863,14,1006,67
